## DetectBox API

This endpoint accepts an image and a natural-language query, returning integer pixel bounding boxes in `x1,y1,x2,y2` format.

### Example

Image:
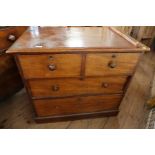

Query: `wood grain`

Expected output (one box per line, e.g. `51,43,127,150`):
86,53,141,76
17,54,81,79
0,26,27,51
6,27,148,54
29,76,127,97
33,94,122,117
6,27,149,123
0,50,154,128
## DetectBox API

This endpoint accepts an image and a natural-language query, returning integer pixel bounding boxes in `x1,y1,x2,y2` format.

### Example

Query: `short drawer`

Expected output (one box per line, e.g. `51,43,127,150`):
33,94,123,117
29,76,127,97
18,54,81,79
85,53,140,76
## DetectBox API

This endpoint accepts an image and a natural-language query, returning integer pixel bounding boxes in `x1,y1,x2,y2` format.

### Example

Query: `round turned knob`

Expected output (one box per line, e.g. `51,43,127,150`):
102,83,109,88
52,85,59,91
108,61,117,68
48,56,54,60
48,64,56,71
8,34,16,42
112,54,116,58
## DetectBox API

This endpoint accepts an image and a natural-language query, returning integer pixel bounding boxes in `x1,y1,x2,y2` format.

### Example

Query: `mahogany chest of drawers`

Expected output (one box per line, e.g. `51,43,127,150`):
7,26,149,122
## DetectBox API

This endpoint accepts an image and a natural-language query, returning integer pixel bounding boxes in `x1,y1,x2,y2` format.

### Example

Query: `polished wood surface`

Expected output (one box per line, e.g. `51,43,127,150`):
6,27,149,122
7,27,149,54
17,54,81,79
33,94,122,117
0,26,27,52
86,53,140,76
29,77,127,98
17,52,140,80
0,51,154,128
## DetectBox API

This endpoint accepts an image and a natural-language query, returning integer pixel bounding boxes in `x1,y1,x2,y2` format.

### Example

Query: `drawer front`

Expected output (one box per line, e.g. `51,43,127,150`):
18,54,81,78
29,76,127,97
86,53,140,76
0,26,27,50
33,94,122,117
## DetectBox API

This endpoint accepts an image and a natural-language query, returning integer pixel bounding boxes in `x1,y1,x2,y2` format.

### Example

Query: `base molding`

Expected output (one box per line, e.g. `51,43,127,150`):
34,109,119,123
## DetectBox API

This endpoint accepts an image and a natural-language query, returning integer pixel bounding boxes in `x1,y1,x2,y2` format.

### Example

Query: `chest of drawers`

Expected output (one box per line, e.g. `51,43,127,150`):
7,26,149,123
0,26,27,101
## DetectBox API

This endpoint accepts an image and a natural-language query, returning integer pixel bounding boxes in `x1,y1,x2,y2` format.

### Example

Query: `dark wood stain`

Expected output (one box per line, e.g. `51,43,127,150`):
0,26,27,101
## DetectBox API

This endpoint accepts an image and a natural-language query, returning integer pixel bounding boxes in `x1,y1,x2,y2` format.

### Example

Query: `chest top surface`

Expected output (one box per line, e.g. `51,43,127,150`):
7,27,149,54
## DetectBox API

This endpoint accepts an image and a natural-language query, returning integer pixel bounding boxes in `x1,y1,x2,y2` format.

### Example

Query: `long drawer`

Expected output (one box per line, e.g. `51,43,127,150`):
33,94,123,117
29,76,127,98
86,53,140,76
18,54,81,79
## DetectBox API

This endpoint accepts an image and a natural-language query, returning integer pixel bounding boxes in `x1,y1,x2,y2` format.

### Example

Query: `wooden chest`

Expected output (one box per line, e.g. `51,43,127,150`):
0,26,27,101
6,26,150,122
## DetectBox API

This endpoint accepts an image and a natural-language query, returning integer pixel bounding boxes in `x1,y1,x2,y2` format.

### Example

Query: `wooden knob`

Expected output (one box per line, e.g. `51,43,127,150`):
112,54,116,58
102,83,109,88
8,34,16,41
52,85,59,91
48,64,56,71
48,56,54,60
108,61,117,68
